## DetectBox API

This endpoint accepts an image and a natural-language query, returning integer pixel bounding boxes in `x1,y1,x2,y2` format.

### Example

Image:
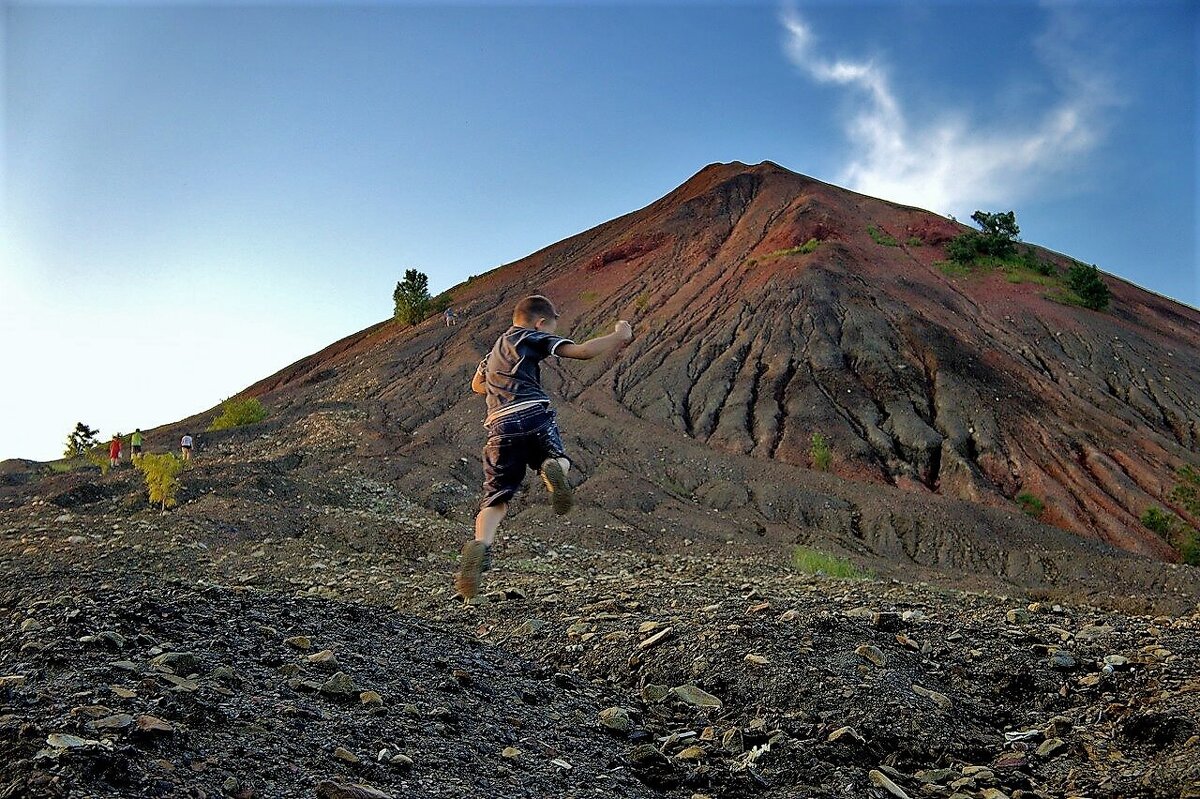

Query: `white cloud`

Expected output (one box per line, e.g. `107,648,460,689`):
780,5,1121,216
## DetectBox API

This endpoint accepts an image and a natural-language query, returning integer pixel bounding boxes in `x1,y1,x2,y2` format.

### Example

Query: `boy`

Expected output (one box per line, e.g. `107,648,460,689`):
108,435,122,469
130,428,144,460
456,294,633,599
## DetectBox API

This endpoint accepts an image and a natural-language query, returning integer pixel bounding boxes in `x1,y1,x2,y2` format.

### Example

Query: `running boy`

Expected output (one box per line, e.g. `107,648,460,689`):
456,294,633,599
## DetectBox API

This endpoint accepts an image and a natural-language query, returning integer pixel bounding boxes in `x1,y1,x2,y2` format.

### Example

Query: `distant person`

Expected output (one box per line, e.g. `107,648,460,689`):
130,428,144,460
181,434,193,460
444,307,458,327
455,294,633,600
108,435,122,469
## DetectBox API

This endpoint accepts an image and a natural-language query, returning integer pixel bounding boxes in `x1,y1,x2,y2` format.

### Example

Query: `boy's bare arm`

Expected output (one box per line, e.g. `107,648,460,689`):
557,321,633,360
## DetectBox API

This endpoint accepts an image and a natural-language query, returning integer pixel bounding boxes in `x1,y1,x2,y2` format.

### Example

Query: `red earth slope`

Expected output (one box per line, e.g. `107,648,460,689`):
132,161,1199,602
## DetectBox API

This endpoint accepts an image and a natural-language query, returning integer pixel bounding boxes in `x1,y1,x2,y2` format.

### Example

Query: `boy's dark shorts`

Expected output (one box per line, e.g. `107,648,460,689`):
480,404,568,509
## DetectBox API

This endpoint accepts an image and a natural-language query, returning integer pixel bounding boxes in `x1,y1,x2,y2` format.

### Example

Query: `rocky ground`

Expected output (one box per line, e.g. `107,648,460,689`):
2,454,1198,799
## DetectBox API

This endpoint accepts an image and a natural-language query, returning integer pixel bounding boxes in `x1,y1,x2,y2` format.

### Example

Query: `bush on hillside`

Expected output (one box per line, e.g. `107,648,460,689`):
1017,491,1045,517
1065,263,1111,310
1141,506,1176,537
135,452,186,510
208,396,267,432
1169,465,1199,516
946,210,1020,263
810,432,832,472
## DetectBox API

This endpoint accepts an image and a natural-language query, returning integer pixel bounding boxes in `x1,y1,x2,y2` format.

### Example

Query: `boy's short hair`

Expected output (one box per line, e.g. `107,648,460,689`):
513,295,558,327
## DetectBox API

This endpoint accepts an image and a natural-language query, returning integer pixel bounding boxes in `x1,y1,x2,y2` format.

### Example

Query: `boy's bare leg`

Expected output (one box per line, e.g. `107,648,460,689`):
458,502,507,600
474,503,507,546
540,457,573,515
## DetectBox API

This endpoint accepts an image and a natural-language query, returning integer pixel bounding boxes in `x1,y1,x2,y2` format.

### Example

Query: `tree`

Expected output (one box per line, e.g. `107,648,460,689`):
970,210,1020,242
1065,263,1111,310
947,210,1021,263
63,422,100,459
393,269,432,325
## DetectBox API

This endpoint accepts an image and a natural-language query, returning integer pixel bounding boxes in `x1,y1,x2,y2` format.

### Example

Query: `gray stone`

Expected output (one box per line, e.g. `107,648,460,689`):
320,671,358,698
599,706,632,734
670,684,722,709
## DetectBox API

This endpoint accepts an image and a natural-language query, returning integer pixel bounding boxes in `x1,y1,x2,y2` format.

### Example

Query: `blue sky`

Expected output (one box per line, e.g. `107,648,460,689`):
1,1,1196,461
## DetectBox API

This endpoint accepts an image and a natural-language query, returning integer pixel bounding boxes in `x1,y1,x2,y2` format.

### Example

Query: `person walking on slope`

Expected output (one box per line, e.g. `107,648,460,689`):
108,435,122,469
181,434,194,461
456,294,634,600
444,307,458,327
130,428,144,461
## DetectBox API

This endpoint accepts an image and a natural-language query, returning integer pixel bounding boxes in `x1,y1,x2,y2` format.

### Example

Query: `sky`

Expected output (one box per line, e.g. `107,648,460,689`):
1,0,1196,461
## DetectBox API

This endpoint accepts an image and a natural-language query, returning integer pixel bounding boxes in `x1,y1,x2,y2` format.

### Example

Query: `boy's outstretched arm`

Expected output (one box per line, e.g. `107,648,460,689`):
471,359,488,394
557,321,634,360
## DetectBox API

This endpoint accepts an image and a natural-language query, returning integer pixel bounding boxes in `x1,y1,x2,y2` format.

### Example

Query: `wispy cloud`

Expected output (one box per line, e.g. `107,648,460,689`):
780,5,1121,215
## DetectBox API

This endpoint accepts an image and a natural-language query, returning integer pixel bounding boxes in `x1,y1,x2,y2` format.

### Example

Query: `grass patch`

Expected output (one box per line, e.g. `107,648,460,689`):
935,260,975,277
634,291,650,312
791,546,873,579
580,291,599,304
868,225,899,247
906,236,923,246
938,252,1067,289
1043,288,1091,308
762,239,820,260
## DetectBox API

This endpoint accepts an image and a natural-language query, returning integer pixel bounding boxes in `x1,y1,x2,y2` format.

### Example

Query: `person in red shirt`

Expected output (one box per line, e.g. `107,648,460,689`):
108,435,122,469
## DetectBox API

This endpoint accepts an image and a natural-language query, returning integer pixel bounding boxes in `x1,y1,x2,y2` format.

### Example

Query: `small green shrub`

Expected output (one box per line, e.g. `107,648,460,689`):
428,291,453,315
134,452,186,510
868,226,899,247
791,546,872,579
208,396,267,432
1179,530,1200,566
1171,465,1200,516
810,432,831,471
907,236,923,246
1065,263,1111,310
1016,491,1045,517
1141,506,1177,537
634,292,651,312
580,291,599,304
946,210,1021,263
84,447,111,476
1018,246,1056,276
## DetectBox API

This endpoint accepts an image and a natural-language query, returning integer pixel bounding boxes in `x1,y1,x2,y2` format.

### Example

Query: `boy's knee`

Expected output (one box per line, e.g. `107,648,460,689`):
557,457,570,474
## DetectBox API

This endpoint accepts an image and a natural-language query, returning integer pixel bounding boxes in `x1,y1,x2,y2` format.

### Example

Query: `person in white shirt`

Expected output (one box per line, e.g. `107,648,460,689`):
180,434,194,460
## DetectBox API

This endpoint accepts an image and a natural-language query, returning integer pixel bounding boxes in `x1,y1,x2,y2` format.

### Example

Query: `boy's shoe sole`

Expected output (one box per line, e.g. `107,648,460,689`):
540,459,574,516
456,540,487,600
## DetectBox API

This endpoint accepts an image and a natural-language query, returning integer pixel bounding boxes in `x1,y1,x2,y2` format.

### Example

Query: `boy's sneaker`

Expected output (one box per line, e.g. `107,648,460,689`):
456,540,488,600
540,459,574,516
